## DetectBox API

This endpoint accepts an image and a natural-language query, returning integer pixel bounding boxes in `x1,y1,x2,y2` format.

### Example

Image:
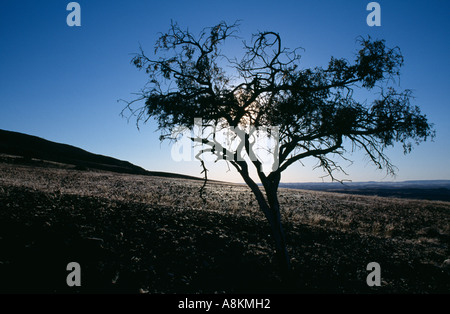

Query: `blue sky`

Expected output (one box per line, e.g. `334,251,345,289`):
1,0,449,183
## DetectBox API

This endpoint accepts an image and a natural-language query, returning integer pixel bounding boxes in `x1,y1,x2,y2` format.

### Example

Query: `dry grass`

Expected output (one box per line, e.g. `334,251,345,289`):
0,161,449,293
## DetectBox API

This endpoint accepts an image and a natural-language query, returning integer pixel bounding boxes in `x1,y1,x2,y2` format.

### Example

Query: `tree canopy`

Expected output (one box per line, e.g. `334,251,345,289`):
124,21,434,185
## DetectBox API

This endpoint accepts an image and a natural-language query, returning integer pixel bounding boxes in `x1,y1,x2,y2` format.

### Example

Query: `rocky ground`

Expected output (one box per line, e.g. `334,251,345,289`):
0,160,449,293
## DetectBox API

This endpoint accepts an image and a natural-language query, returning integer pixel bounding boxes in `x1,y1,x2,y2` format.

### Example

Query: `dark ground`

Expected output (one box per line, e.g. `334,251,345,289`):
0,160,449,294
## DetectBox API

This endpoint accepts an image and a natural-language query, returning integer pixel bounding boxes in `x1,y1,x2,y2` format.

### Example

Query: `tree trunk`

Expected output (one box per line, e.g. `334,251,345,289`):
233,166,292,284
271,208,291,277
265,189,292,281
251,185,291,281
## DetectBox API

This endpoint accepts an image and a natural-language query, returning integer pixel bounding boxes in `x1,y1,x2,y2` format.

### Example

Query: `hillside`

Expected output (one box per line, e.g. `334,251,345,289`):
0,129,201,181
0,159,449,293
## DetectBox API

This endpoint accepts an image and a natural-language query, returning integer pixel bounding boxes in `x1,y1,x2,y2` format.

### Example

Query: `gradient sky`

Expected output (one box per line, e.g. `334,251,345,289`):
1,0,449,183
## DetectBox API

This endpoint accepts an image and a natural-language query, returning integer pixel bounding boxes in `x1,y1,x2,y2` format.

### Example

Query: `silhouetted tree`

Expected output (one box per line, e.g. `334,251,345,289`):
123,21,434,280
